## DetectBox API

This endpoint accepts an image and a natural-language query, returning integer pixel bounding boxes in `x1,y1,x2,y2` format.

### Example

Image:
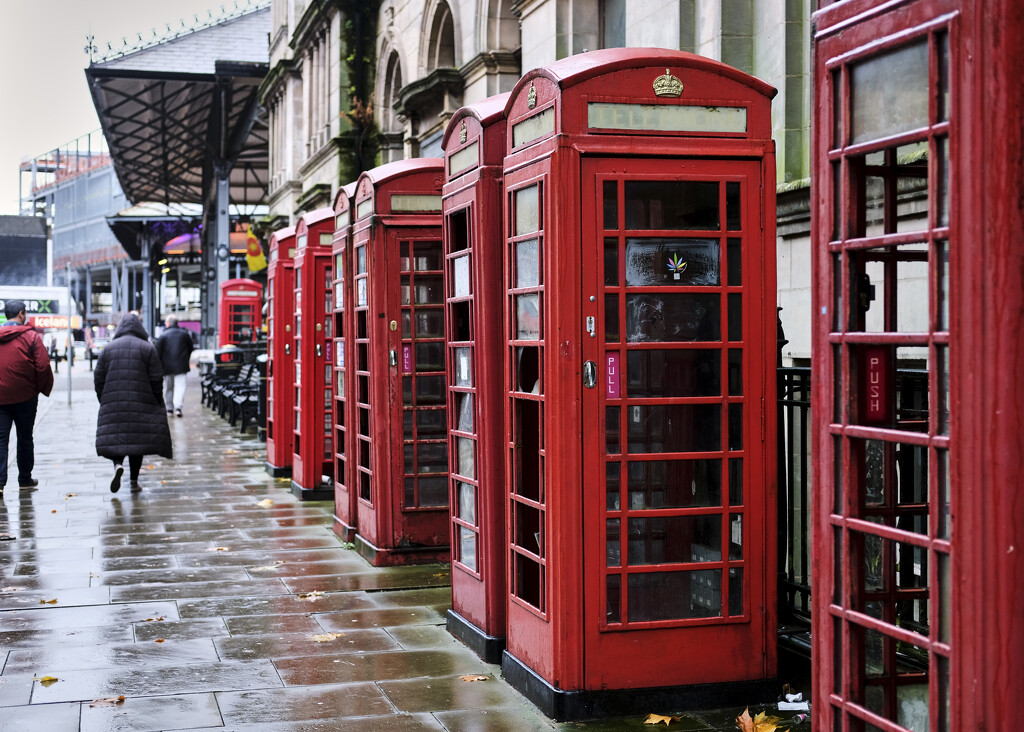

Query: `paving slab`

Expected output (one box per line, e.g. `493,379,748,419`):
2,368,776,731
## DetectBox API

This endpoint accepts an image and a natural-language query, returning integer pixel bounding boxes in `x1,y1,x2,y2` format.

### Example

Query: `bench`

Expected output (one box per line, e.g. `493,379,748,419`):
206,364,253,411
226,368,262,433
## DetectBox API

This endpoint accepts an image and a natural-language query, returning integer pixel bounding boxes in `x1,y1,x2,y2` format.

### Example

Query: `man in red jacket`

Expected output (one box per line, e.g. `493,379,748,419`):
0,300,54,496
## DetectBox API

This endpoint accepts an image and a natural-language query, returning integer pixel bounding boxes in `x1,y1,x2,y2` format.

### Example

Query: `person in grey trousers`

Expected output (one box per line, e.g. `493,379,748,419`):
154,315,194,418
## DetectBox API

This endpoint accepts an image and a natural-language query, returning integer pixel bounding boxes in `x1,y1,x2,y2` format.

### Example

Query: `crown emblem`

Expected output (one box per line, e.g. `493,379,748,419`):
527,82,537,109
653,69,683,98
459,120,467,144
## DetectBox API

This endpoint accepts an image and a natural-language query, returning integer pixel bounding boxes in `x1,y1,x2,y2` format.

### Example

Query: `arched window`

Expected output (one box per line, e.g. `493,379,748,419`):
426,2,456,70
382,50,403,133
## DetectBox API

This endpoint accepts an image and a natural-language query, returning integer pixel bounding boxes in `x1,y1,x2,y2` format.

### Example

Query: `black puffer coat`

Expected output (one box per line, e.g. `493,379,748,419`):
94,315,173,460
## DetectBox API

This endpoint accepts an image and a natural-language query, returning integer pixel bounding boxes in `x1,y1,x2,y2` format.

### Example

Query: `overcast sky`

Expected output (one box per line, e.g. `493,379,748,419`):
0,0,240,215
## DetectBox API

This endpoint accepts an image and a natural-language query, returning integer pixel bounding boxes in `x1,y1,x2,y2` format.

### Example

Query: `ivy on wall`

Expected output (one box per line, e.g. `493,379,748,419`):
337,0,382,182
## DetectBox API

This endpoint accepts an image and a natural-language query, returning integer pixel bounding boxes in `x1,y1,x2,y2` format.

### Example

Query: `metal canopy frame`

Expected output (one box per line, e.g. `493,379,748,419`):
86,62,269,210
86,10,270,347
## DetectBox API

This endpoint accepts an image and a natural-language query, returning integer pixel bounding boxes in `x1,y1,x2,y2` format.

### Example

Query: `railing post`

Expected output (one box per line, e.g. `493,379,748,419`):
777,307,789,622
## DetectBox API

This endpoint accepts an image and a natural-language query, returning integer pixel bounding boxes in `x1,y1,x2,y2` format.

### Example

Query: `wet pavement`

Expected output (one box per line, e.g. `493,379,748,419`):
1,363,800,731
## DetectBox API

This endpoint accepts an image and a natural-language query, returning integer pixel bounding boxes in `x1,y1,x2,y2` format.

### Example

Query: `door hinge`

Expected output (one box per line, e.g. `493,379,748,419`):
761,396,766,443
760,183,765,230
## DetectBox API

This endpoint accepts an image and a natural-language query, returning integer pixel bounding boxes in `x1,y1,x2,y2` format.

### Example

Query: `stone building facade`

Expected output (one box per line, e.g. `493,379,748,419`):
262,0,815,360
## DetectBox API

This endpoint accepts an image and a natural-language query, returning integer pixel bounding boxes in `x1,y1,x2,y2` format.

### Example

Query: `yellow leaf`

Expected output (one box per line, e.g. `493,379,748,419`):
33,675,59,686
753,710,783,732
39,599,57,605
89,695,126,707
154,639,165,643
249,561,286,571
298,591,325,600
736,707,784,732
644,713,680,726
51,510,57,514
309,632,344,642
256,499,275,508
458,675,489,682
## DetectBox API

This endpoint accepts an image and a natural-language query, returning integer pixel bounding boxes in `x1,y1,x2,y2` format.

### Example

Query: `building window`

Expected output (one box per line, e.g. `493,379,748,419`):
427,2,456,70
600,0,626,49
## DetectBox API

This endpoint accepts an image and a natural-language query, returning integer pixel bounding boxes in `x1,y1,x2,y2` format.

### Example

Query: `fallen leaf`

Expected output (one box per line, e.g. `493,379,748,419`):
33,675,59,686
256,499,274,508
89,695,126,707
51,510,57,514
298,591,325,601
736,707,784,732
143,617,165,622
644,713,680,726
65,493,77,499
309,632,344,642
249,562,286,571
154,639,165,643
459,675,488,682
147,464,155,469
39,599,58,605
207,547,231,552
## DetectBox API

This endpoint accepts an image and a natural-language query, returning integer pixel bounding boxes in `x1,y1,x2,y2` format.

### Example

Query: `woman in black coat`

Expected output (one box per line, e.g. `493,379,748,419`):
94,314,173,493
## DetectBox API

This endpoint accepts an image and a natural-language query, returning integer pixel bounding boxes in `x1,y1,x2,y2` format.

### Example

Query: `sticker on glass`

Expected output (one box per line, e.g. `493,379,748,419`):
666,253,688,280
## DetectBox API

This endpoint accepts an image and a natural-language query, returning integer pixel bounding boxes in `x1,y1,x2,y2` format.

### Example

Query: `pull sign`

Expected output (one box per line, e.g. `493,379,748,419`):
402,345,413,373
606,353,620,399
863,345,890,423
326,341,333,362
586,316,596,338
583,360,598,388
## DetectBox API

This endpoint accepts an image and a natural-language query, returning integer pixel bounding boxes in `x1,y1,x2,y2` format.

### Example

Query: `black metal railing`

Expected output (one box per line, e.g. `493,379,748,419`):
776,365,931,630
778,366,812,625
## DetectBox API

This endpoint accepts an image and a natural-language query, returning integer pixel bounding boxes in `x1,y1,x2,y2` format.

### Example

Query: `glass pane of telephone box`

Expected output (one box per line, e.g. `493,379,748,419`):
624,181,719,230
628,570,721,621
625,239,720,286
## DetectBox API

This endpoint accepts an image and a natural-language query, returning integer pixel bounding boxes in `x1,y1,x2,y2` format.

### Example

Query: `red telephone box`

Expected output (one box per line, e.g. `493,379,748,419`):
332,182,357,540
265,226,297,476
499,49,778,718
349,159,450,565
218,278,262,347
290,207,335,501
810,3,1024,730
441,93,510,662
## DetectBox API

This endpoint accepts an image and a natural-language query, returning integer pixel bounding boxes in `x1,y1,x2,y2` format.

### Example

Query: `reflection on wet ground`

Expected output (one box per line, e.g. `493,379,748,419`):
0,372,556,731
0,369,791,731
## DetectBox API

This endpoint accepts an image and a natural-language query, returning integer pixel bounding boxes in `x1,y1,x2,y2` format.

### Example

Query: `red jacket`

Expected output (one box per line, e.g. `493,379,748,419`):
0,323,54,405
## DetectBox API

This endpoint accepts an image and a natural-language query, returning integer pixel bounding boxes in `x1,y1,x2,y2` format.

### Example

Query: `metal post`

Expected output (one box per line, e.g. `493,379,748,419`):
141,236,154,337
66,262,72,404
210,164,232,348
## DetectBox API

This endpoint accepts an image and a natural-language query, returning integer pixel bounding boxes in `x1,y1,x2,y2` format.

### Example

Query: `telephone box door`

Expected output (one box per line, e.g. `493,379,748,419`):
291,252,334,497
580,158,774,688
386,229,450,546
